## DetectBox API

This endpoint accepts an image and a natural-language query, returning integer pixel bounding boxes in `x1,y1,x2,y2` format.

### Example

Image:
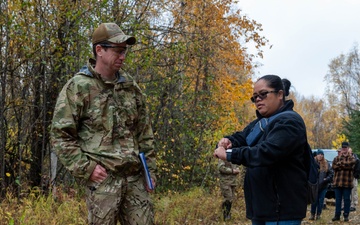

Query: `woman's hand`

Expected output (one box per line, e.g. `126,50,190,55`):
218,138,232,149
213,146,227,160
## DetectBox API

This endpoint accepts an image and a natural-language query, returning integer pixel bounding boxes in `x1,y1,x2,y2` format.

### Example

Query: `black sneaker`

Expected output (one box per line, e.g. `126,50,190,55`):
332,216,340,221
344,217,349,222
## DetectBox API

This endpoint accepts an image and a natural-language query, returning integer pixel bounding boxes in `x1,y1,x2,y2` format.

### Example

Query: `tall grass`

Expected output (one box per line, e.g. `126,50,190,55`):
154,187,248,225
0,186,250,225
0,188,87,225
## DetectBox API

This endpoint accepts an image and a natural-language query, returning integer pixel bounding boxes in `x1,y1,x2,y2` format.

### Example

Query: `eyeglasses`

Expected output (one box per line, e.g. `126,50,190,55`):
250,90,278,103
100,44,128,56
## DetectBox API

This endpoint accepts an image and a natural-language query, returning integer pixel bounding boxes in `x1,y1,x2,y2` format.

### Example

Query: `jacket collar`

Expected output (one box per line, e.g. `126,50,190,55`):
78,58,132,85
255,100,294,119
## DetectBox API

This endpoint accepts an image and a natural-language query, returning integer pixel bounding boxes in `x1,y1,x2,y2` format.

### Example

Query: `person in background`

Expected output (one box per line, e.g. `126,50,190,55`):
51,22,156,225
213,75,309,225
218,159,240,221
323,149,342,210
331,142,356,222
349,147,359,211
309,149,333,220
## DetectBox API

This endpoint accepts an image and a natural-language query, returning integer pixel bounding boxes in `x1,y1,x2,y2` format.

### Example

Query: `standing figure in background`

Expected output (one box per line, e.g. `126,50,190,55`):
51,23,157,225
218,159,240,221
349,147,359,211
309,149,333,220
332,142,356,222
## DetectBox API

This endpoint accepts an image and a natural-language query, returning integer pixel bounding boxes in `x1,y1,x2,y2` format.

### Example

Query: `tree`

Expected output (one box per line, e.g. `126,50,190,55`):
325,43,360,152
0,0,268,197
294,94,342,149
0,0,95,197
130,0,267,191
0,0,10,197
325,43,360,115
343,106,360,154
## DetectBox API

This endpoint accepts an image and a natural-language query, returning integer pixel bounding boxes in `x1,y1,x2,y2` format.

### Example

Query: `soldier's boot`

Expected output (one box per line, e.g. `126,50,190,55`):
223,200,232,221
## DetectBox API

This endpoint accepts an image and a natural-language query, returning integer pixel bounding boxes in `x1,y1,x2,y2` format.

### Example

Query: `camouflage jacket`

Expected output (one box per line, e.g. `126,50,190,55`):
218,159,239,186
50,59,156,182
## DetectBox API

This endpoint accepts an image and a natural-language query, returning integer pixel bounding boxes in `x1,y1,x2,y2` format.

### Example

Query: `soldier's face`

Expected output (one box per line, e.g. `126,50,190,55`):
98,43,127,72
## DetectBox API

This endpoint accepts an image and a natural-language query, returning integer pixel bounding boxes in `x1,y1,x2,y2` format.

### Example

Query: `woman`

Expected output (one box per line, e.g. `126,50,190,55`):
213,75,309,225
309,149,333,220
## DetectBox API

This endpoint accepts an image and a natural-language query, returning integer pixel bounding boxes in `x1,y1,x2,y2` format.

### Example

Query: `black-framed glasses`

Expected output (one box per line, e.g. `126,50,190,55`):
99,44,128,56
250,90,278,103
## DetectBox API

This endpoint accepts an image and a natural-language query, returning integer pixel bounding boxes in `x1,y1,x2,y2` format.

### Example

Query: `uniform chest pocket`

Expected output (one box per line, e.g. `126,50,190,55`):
85,91,113,131
114,89,138,128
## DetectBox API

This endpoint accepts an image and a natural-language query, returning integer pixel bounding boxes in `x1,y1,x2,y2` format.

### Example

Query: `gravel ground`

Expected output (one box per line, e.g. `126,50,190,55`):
302,199,360,224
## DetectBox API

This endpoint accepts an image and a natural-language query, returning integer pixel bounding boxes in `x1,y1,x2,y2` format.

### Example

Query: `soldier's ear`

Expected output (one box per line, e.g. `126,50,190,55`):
95,45,104,57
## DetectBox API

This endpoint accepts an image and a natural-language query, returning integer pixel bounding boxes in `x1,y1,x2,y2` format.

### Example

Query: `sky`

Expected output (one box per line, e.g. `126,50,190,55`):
238,0,360,98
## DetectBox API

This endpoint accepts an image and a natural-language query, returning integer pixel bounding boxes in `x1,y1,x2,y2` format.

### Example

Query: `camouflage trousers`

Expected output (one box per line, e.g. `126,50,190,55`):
85,172,154,225
351,178,358,208
220,183,237,203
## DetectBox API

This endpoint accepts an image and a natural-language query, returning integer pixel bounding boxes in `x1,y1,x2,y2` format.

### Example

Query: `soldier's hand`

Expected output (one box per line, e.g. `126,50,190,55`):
89,164,108,183
233,168,240,174
146,178,156,192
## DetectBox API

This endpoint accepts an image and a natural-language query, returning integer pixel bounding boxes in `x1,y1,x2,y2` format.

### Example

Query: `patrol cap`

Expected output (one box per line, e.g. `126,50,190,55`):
342,141,350,148
92,23,136,45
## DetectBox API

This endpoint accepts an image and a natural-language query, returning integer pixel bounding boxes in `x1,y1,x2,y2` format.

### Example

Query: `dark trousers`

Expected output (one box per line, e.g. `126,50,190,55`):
311,188,327,215
334,187,352,217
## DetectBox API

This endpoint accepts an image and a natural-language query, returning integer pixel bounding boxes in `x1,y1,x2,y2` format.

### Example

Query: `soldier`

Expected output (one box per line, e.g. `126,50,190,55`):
50,23,156,225
218,159,240,221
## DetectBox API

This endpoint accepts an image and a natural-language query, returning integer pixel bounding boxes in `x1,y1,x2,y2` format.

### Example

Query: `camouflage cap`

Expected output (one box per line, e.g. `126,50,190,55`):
92,23,136,45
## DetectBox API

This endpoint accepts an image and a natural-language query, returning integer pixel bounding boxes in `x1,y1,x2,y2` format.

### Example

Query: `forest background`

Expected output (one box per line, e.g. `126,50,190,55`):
0,0,360,224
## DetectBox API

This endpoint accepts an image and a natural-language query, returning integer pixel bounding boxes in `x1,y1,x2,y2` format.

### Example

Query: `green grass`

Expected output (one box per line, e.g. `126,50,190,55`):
154,187,247,224
0,187,248,225
0,190,87,225
1,186,359,224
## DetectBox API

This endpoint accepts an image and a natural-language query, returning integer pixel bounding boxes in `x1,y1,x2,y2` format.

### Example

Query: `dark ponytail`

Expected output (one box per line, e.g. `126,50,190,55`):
282,79,291,97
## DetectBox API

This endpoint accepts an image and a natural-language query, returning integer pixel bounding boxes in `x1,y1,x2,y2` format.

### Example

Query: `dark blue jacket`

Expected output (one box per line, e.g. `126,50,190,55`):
226,100,308,221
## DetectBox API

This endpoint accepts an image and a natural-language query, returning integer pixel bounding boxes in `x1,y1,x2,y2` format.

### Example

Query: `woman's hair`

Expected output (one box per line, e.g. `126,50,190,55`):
258,75,291,101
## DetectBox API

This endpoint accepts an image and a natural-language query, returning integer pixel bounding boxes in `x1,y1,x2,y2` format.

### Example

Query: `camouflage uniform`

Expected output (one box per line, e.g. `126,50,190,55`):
51,59,156,225
218,159,240,220
218,159,239,202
